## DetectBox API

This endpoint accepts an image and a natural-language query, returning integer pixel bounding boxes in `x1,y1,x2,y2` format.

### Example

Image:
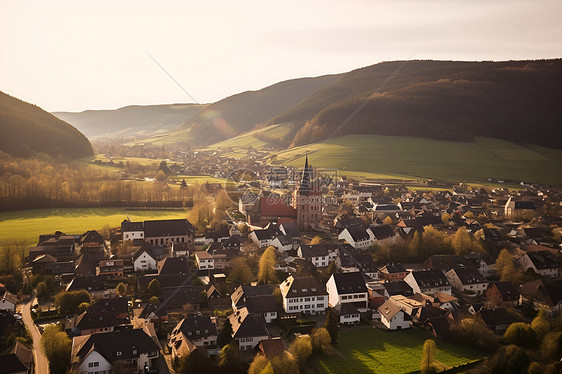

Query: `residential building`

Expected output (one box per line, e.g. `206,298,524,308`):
133,244,157,272
279,276,328,315
338,226,372,249
486,282,520,306
517,250,560,278
404,269,452,296
326,272,368,310
229,307,270,351
445,267,489,295
379,263,408,281
168,316,218,360
378,299,411,330
297,245,336,268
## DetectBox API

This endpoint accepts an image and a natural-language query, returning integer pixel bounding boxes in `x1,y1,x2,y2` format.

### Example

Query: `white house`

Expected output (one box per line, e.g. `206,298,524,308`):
517,251,560,278
121,220,144,242
279,276,328,315
335,303,361,325
168,316,217,359
133,246,157,272
297,245,336,268
338,226,373,249
75,349,112,374
229,307,270,351
326,272,368,310
445,267,489,295
378,299,411,330
271,235,293,253
0,286,17,312
404,269,452,296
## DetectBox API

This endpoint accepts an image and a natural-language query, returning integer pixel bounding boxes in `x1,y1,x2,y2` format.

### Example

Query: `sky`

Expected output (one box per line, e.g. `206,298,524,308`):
1,0,561,112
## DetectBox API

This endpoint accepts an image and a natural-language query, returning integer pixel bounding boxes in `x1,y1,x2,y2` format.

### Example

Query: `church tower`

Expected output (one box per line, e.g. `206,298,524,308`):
292,154,322,230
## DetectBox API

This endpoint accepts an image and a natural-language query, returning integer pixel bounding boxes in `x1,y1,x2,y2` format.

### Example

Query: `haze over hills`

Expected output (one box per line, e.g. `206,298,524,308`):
0,91,93,159
134,59,562,150
53,103,204,139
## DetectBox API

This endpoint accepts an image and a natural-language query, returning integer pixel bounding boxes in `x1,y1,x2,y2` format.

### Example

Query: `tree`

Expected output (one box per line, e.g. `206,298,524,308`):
495,249,513,275
503,322,537,348
217,319,233,348
270,352,299,374
481,344,529,374
311,327,333,355
238,223,250,236
178,348,216,374
408,231,421,258
55,290,91,315
36,281,47,300
383,215,393,225
217,343,242,374
309,236,323,245
148,279,161,297
447,317,499,351
451,227,473,255
527,362,542,374
228,257,254,286
149,296,159,305
326,261,337,279
323,308,339,343
116,282,127,295
41,325,72,374
77,302,90,313
540,332,562,361
248,354,268,374
339,199,354,214
531,309,551,341
289,335,313,369
156,170,167,182
258,246,277,284
420,339,440,374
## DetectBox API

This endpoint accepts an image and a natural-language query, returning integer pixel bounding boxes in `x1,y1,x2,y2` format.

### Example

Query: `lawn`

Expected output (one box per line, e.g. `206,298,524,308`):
307,328,483,374
273,135,562,185
0,207,189,244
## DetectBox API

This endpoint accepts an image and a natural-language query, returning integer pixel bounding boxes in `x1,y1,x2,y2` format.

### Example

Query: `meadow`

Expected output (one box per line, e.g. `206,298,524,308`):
0,207,189,244
307,328,483,374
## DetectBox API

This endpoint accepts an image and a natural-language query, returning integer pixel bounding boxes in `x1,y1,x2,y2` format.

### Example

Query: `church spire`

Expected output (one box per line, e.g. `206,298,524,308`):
299,151,313,193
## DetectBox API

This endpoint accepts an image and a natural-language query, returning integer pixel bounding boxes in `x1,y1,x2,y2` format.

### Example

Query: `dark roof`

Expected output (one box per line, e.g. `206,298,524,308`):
280,276,326,298
273,235,291,246
160,287,202,309
66,275,108,292
335,217,366,230
514,201,536,210
335,303,359,316
89,297,128,315
259,338,285,360
344,225,371,242
74,252,104,276
331,272,367,294
479,307,511,328
373,204,401,211
524,250,560,270
245,295,277,314
382,281,414,297
279,223,300,238
67,311,121,331
369,225,395,240
10,341,33,371
520,279,562,307
298,245,328,258
427,316,450,337
449,267,488,285
411,270,451,289
172,316,217,339
138,303,167,319
0,353,28,374
232,285,275,308
381,263,407,274
489,282,520,301
229,307,269,339
144,219,193,238
417,306,443,323
121,220,144,232
73,329,160,363
157,256,189,275
80,230,105,245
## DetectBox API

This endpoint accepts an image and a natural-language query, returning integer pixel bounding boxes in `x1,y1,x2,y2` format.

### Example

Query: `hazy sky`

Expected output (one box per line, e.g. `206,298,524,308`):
1,0,561,112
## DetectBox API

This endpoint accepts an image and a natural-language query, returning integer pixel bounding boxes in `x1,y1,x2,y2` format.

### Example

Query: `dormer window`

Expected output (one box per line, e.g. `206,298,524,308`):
117,352,122,356
132,349,137,355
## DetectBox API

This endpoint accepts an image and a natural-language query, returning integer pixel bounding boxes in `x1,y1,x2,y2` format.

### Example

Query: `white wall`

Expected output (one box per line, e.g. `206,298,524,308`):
134,252,157,271
78,350,112,374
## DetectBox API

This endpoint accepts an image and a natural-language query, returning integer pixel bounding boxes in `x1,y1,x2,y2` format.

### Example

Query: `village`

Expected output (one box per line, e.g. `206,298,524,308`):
1,155,562,374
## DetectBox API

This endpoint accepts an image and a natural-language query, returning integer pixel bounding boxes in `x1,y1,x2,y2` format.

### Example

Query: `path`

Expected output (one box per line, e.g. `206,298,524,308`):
22,297,49,374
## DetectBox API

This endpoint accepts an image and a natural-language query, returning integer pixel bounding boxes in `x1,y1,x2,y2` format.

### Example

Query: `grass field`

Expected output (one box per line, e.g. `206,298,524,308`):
273,135,562,185
307,328,483,374
0,208,189,244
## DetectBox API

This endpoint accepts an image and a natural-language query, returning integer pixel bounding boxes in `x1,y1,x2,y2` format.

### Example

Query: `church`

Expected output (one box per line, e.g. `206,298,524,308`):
292,155,323,230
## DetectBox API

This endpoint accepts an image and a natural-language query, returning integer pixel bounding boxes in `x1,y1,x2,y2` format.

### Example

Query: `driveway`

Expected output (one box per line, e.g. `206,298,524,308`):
22,297,49,374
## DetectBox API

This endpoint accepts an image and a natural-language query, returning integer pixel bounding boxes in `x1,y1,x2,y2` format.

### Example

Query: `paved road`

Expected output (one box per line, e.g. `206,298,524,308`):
22,298,49,374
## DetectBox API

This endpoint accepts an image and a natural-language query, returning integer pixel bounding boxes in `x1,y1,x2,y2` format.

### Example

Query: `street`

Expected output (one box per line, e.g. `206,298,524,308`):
21,297,49,374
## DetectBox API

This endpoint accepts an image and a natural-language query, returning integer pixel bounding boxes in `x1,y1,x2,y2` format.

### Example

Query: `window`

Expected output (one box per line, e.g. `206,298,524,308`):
117,352,122,356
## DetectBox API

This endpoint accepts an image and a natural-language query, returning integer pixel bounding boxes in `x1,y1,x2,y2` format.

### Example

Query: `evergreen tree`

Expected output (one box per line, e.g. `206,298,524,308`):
218,343,242,374
323,308,339,343
217,319,233,348
258,246,277,284
148,279,161,297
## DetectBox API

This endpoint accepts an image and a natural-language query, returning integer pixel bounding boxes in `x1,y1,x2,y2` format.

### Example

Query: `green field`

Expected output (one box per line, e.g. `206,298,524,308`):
273,135,562,185
307,328,483,374
0,208,189,244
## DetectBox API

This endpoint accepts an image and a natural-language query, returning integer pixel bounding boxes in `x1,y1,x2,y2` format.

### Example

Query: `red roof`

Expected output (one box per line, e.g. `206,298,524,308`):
259,197,297,218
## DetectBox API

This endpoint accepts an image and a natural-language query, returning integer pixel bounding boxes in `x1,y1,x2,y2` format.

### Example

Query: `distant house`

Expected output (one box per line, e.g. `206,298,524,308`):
445,267,489,295
168,316,218,360
157,256,189,275
270,235,293,253
231,285,275,311
0,285,17,312
228,307,270,351
96,258,124,277
479,307,511,332
0,352,28,374
65,311,124,336
338,226,373,249
133,244,157,272
517,250,560,278
66,275,112,297
486,282,520,306
297,245,336,268
404,269,452,296
334,303,361,325
121,220,144,242
88,297,129,319
9,341,34,374
504,197,537,220
245,295,278,323
378,299,410,330
144,219,194,247
279,276,328,315
171,242,190,257
368,225,397,243
326,272,368,310
381,280,414,298
424,253,496,279
379,263,408,281
70,328,161,374
519,279,562,317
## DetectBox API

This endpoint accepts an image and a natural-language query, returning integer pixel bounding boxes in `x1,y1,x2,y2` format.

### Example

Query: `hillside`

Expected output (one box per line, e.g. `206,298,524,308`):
177,74,340,144
54,103,204,138
286,59,562,148
0,91,93,158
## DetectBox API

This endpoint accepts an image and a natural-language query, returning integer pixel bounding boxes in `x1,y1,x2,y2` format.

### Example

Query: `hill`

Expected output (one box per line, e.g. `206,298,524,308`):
0,91,93,158
286,59,562,148
53,103,204,138
177,74,340,144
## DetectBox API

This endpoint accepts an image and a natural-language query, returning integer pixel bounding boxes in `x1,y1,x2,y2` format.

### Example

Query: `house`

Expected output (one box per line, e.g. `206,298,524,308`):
194,249,233,271
424,253,496,279
338,226,373,249
133,244,157,272
144,219,195,247
204,225,230,244
96,258,124,277
379,263,408,281
297,245,336,268
231,285,275,311
66,275,112,297
249,223,284,248
504,197,537,220
326,272,368,310
9,341,34,374
426,316,450,338
138,303,168,322
378,299,411,330
171,242,190,257
445,267,489,295
0,285,17,312
404,269,452,296
517,251,560,278
88,297,129,319
228,307,270,351
279,276,328,315
259,338,285,360
70,328,161,374
121,220,145,242
168,316,218,360
66,311,125,336
486,282,520,306
519,279,562,317
245,295,278,323
368,225,397,242
381,280,414,298
0,353,28,374
249,196,297,227
157,256,189,275
334,303,361,325
270,235,293,253
479,307,511,332
279,223,300,245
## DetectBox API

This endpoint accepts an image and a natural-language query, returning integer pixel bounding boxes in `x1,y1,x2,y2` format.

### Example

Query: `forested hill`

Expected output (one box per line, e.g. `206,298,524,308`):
287,59,562,148
54,103,204,138
0,91,93,159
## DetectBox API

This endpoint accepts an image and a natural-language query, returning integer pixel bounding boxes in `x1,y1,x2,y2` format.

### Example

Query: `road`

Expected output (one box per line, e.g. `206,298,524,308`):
22,297,49,374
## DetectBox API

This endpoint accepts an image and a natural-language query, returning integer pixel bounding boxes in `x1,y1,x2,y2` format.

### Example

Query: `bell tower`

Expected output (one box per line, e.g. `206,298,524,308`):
292,154,322,230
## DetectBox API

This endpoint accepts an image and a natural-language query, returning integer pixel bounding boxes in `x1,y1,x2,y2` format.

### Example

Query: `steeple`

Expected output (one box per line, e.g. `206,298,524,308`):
299,152,313,193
